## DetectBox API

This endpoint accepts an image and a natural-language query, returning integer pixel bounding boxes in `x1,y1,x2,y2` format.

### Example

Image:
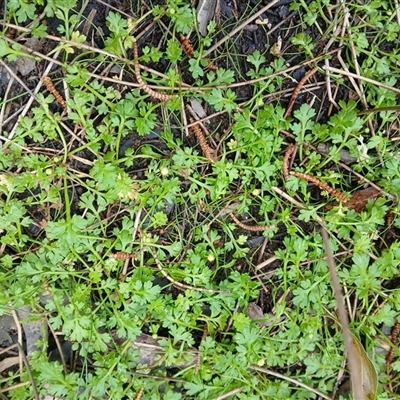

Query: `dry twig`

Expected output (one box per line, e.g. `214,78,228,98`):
230,213,274,232
284,66,319,118
133,41,176,101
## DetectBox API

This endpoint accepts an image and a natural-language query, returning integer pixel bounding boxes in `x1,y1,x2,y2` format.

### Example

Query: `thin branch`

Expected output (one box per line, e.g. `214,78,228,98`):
15,343,39,400
212,387,244,400
11,310,23,373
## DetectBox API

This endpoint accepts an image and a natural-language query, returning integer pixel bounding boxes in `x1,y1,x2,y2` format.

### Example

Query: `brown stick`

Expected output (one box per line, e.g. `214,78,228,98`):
133,42,176,101
284,66,319,118
290,170,348,202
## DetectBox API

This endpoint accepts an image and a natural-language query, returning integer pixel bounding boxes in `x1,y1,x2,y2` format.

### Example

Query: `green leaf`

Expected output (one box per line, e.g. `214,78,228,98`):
166,39,182,62
246,50,266,72
204,88,237,112
7,0,36,23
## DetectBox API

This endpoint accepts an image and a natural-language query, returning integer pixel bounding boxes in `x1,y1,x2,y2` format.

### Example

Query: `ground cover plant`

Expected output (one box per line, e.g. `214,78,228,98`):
0,0,400,398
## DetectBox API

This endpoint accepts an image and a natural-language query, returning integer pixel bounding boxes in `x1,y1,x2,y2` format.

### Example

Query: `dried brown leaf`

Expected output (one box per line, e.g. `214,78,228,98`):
197,0,217,36
351,333,378,400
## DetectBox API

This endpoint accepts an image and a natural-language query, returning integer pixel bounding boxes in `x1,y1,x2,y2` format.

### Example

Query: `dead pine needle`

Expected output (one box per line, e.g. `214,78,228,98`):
290,170,348,202
284,66,319,118
42,76,66,109
133,41,176,101
230,213,274,232
189,117,217,162
321,227,363,400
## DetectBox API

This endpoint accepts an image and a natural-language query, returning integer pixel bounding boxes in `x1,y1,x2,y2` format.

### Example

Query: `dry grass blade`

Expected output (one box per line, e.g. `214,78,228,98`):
321,228,365,400
249,365,332,400
203,0,281,57
16,343,39,400
230,213,274,232
284,66,319,118
189,117,217,162
351,333,378,399
0,356,20,374
42,76,67,109
133,41,176,101
324,65,400,96
290,170,348,202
